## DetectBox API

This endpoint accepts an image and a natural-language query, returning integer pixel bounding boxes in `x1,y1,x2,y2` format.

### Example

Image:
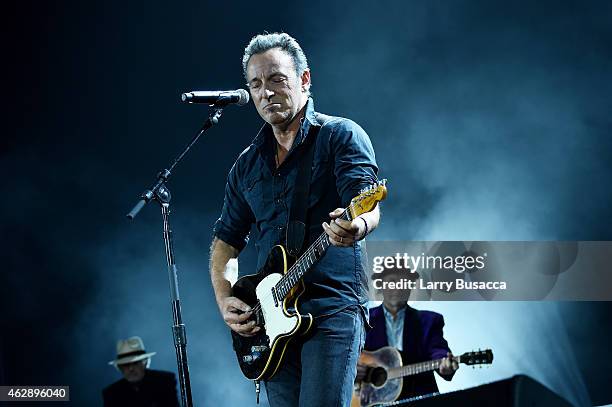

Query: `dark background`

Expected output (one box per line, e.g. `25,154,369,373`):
2,1,611,406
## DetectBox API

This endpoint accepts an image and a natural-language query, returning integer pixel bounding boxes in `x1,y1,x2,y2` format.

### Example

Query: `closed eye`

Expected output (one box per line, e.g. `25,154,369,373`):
270,74,287,84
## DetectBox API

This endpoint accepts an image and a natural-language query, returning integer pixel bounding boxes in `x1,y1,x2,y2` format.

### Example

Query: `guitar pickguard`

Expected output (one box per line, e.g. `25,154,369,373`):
231,245,313,380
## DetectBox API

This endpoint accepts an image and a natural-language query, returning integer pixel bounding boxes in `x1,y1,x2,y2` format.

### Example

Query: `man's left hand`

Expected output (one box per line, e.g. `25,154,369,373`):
438,352,459,377
322,208,365,247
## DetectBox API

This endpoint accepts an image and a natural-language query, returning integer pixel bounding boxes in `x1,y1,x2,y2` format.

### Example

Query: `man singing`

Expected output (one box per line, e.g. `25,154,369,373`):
209,32,380,406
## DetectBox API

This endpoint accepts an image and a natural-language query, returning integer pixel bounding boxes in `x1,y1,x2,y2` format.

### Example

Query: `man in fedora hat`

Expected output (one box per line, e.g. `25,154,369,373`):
356,267,458,399
103,336,179,407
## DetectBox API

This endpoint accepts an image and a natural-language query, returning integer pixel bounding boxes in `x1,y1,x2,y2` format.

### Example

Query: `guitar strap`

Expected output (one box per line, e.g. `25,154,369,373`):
286,112,332,257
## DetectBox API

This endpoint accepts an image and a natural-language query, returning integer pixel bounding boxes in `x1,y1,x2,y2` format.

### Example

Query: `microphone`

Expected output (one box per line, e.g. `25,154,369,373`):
181,89,249,106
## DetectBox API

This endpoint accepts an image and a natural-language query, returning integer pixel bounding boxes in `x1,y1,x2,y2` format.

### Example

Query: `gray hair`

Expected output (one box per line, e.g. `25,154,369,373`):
242,32,309,80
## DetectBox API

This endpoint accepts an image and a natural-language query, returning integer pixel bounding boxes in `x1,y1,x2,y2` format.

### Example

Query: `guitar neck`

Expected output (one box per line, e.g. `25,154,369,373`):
387,355,462,379
273,210,352,301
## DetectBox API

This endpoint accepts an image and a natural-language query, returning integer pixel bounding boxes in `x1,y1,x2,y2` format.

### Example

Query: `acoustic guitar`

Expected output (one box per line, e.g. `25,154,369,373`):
352,347,493,407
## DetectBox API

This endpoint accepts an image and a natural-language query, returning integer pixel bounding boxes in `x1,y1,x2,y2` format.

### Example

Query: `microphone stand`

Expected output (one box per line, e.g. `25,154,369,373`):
127,105,226,407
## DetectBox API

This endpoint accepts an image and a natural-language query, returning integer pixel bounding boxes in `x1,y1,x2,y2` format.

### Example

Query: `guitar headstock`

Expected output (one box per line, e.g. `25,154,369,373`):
349,179,388,219
460,349,493,366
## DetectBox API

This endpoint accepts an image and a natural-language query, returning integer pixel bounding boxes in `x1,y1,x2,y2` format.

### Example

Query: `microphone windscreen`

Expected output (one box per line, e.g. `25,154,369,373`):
236,89,250,106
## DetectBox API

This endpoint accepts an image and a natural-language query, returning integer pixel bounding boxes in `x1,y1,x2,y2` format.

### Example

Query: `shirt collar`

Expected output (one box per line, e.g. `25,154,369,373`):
251,97,317,148
383,304,406,322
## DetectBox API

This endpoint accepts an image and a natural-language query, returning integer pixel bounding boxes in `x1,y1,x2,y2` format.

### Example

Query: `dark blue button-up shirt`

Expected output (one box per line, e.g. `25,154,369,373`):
214,99,378,317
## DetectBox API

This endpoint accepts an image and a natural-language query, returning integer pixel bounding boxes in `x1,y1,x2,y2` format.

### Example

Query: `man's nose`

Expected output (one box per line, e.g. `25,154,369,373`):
262,88,274,100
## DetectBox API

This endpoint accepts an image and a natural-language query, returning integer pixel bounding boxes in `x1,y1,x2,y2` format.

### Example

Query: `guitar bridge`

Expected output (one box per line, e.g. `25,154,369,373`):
254,301,264,327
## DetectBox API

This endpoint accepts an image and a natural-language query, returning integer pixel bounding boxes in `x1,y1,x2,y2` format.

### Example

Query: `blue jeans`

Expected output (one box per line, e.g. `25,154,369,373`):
264,307,365,407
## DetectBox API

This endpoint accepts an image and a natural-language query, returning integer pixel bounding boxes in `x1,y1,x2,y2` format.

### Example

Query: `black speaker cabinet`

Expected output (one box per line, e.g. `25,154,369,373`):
394,375,573,407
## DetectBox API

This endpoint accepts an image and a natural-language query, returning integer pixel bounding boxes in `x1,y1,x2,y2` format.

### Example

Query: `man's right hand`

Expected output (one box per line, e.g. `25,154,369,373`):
219,296,261,337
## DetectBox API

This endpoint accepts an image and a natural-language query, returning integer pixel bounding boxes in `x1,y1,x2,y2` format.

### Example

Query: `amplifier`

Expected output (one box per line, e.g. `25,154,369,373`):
385,375,572,407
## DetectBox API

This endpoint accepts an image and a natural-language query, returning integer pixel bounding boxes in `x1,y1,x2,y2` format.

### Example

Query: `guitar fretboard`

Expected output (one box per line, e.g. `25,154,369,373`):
274,210,352,301
387,356,461,379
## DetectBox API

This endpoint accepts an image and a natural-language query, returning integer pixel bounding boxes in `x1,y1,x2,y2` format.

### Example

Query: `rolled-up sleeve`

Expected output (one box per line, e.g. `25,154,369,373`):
213,160,255,252
331,120,379,206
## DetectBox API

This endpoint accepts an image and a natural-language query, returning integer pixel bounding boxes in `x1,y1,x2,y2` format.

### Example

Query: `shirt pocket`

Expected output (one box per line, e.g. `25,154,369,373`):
311,154,329,181
243,173,264,213
309,155,332,207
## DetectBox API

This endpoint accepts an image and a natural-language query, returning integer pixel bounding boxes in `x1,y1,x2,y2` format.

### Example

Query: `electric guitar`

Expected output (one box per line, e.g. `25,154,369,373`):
352,348,493,407
231,180,388,381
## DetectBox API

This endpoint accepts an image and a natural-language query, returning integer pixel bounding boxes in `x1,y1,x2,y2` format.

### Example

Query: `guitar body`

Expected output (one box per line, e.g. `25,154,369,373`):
351,346,493,407
231,245,314,381
352,347,403,407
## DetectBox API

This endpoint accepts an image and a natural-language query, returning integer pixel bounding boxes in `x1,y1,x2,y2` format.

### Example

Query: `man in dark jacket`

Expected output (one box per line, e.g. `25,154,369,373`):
103,336,179,407
359,269,458,399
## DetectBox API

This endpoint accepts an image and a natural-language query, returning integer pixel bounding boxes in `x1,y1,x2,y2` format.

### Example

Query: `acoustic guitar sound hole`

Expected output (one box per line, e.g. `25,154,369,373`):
367,367,388,387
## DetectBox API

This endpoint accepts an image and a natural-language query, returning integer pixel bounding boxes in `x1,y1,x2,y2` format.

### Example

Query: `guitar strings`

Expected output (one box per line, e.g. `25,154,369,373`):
247,207,352,316
240,182,382,322
247,232,327,316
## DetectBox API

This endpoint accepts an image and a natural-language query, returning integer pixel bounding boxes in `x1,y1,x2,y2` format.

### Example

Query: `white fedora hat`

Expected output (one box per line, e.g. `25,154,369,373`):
108,336,157,366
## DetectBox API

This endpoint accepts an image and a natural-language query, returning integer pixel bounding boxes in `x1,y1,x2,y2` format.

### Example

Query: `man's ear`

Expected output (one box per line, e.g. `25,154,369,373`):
301,69,311,92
